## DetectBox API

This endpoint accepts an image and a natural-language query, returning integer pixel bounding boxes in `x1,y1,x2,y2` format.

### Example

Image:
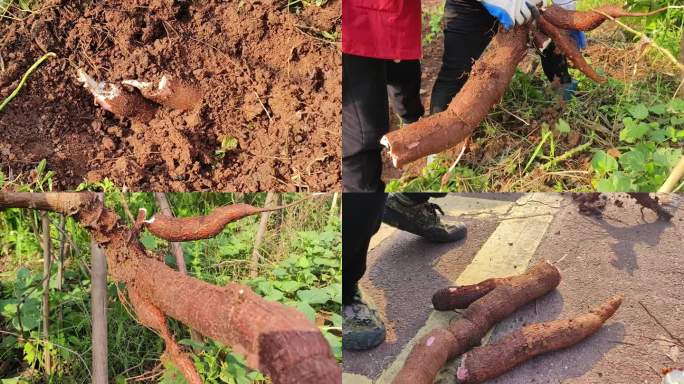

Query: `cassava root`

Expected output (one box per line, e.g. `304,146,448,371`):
392,261,561,384
145,197,310,242
456,295,623,383
382,4,666,167
0,192,340,384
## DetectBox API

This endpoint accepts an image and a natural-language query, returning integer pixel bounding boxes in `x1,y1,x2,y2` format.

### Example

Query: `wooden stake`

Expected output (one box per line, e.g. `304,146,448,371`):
90,239,108,384
250,192,275,278
40,212,51,377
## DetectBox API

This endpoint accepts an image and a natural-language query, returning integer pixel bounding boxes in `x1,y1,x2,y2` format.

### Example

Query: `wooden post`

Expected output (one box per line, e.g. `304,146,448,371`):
90,239,108,384
57,215,66,327
40,212,51,377
250,192,275,278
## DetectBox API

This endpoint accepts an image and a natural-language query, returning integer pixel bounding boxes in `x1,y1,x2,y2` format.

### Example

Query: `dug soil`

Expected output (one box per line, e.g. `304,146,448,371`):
0,0,341,191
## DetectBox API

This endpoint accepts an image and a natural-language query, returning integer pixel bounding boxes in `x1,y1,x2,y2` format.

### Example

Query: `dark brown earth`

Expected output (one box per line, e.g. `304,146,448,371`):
0,0,341,191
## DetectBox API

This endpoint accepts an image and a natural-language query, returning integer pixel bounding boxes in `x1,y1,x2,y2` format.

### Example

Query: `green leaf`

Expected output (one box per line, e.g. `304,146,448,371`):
591,150,618,175
139,231,158,250
296,288,330,305
555,118,571,134
596,172,634,192
653,148,681,169
274,280,301,293
619,150,646,173
649,104,667,115
178,338,207,351
620,118,649,143
292,301,316,322
628,104,649,120
668,98,684,113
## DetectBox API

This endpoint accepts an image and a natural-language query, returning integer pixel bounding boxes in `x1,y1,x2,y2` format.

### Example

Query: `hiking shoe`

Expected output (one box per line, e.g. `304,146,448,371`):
383,194,467,243
343,293,386,351
558,79,578,101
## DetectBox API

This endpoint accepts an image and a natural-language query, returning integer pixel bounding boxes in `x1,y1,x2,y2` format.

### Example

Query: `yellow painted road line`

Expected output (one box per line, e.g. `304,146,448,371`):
375,193,563,384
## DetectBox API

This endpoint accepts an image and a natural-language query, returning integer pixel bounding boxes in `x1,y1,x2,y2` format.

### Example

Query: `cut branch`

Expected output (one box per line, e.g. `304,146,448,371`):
0,192,340,384
456,295,623,383
542,5,668,31
392,261,561,384
40,212,51,377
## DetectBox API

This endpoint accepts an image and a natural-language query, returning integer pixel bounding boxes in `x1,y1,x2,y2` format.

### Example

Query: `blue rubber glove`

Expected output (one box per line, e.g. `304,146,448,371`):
555,0,587,49
479,0,544,30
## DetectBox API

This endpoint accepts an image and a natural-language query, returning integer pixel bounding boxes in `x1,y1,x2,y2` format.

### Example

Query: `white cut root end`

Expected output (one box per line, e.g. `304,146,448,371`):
122,79,154,90
77,68,120,101
380,136,399,167
144,216,156,224
456,357,469,381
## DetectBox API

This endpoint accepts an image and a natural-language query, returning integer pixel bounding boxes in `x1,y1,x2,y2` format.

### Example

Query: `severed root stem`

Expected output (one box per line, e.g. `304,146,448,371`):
537,16,606,83
123,75,201,111
542,5,669,31
456,295,623,383
392,261,561,384
145,198,311,242
77,69,157,122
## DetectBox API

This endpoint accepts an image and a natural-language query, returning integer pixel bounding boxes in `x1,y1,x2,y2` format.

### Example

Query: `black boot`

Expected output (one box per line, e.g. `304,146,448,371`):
383,194,467,243
342,290,386,351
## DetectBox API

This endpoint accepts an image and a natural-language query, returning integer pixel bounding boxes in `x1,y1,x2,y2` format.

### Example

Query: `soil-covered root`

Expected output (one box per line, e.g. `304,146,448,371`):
533,30,552,52
456,295,623,383
146,199,305,242
77,69,157,122
122,75,202,111
543,4,668,31
392,261,561,384
537,16,606,83
381,27,529,168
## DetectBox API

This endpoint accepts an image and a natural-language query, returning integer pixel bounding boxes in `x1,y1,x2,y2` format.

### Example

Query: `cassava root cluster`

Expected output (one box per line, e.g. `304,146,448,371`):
393,261,622,384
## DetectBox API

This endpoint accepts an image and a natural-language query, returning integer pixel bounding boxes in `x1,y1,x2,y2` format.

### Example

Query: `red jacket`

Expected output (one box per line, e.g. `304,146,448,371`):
342,0,422,61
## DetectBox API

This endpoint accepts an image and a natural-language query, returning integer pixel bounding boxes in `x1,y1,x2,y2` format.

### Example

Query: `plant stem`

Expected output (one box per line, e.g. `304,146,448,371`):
40,211,51,377
541,134,595,171
0,52,57,113
90,239,108,384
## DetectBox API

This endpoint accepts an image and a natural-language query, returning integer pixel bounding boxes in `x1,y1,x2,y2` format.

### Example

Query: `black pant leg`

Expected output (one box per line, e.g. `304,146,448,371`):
399,192,448,204
540,42,572,84
342,54,390,192
342,192,388,304
387,60,425,124
429,0,498,114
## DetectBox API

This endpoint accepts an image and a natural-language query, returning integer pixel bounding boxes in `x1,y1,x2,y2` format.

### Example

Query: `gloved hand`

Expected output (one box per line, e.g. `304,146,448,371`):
479,0,544,31
554,0,587,49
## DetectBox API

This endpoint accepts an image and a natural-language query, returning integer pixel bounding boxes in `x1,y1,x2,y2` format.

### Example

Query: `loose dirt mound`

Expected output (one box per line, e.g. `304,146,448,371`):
0,0,341,191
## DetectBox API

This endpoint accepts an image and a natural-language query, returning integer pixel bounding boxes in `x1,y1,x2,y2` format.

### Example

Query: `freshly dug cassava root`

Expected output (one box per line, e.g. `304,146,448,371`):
77,69,157,122
381,27,529,168
0,192,341,384
145,198,309,242
537,16,606,83
456,295,623,383
432,264,559,310
122,75,201,111
392,261,561,384
382,4,663,167
542,4,668,31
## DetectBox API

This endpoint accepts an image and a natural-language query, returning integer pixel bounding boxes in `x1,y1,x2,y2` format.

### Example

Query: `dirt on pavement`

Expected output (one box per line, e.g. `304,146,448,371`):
0,0,341,191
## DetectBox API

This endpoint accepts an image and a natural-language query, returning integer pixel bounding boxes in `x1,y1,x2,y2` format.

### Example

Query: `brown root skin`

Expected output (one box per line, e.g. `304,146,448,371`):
146,198,309,242
432,278,506,310
456,295,623,384
0,192,341,384
123,75,202,111
99,89,158,122
392,261,561,384
543,4,668,31
381,27,529,168
538,16,606,83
